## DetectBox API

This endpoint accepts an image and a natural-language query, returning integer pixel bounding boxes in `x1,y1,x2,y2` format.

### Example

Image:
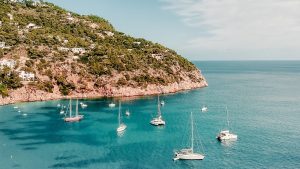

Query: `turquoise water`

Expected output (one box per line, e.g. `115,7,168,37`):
1,61,300,169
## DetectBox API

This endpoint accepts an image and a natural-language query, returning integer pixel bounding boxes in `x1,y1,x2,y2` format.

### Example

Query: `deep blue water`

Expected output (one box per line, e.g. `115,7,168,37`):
0,61,300,169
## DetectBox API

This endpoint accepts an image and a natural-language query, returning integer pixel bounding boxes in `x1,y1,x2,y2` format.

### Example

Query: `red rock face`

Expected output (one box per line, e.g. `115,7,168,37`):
0,71,207,105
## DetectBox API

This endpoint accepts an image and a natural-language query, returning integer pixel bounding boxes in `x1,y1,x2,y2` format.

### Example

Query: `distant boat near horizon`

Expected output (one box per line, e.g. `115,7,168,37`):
216,106,237,141
64,99,84,122
150,95,165,126
173,112,205,160
201,106,208,112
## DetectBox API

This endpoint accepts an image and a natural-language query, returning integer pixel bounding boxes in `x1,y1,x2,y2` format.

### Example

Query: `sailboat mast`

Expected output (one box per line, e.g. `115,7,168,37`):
157,95,161,117
76,99,78,116
191,112,194,152
226,106,230,128
69,99,72,117
118,101,121,125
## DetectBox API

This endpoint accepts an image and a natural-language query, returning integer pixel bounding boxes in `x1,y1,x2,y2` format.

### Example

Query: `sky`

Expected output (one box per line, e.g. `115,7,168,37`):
45,0,300,60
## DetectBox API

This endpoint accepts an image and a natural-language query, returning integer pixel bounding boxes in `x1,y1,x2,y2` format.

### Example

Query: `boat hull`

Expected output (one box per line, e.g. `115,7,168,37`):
174,153,205,160
150,119,165,126
64,115,84,122
117,124,127,132
217,131,238,141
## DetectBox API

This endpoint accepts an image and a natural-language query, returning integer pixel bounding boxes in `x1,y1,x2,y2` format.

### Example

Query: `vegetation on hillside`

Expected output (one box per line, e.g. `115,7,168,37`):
0,0,201,97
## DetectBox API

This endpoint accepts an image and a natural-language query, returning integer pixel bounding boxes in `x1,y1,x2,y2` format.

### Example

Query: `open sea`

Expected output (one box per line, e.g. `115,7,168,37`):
0,61,300,169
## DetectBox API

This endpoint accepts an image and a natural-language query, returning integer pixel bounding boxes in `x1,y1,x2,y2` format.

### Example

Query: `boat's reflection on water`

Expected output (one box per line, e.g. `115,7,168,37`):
220,140,237,147
117,130,126,137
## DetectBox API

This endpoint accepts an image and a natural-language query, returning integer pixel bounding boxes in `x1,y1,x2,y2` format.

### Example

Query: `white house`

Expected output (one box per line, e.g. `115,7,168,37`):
151,53,164,60
72,56,79,60
133,41,141,45
7,13,13,21
104,31,114,37
0,59,16,69
63,39,69,44
0,42,5,48
66,12,74,21
0,42,11,49
89,44,96,49
26,23,41,29
71,48,86,54
58,47,69,52
0,21,2,27
19,71,35,81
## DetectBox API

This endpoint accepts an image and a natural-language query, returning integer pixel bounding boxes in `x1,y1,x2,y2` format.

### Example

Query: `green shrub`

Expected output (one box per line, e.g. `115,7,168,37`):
0,83,9,97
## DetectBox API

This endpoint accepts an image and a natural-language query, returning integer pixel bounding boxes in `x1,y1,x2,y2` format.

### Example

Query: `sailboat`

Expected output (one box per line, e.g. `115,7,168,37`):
109,102,116,108
59,105,65,115
80,102,88,108
64,99,84,122
116,101,127,133
150,95,165,126
216,106,237,141
125,109,130,116
174,112,205,160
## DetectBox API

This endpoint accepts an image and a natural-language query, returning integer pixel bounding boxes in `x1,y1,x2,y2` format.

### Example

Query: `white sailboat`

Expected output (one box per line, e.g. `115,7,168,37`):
125,109,130,116
116,101,127,133
216,106,237,141
109,102,116,108
64,99,84,122
150,95,165,126
174,112,205,160
59,105,65,115
80,102,88,108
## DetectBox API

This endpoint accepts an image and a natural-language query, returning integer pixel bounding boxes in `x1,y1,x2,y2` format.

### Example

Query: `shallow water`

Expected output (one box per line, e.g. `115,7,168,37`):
0,61,300,169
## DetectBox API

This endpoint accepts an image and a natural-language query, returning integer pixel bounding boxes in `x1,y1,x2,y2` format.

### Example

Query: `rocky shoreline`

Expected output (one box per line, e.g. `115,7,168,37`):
0,79,208,106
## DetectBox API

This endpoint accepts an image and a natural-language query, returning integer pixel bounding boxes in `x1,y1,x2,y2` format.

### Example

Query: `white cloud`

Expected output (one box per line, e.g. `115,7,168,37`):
161,0,300,59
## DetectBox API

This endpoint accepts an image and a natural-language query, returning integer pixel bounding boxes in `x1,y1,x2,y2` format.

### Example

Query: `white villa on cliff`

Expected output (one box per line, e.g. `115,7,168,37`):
58,47,69,52
26,23,41,29
151,53,164,60
71,48,85,54
19,71,35,81
0,59,16,69
0,42,5,48
0,42,11,49
104,31,114,37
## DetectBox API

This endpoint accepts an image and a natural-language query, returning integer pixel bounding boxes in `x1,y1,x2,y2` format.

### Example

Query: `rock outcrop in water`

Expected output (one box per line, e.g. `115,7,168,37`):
0,0,207,105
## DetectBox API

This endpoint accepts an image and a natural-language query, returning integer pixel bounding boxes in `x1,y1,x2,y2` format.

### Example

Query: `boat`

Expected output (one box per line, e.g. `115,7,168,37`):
13,106,18,109
57,103,61,107
201,106,208,112
150,95,165,126
80,102,88,108
109,102,116,108
125,109,130,116
174,112,205,160
64,99,84,122
116,101,127,133
161,100,165,106
216,107,237,141
59,105,65,115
